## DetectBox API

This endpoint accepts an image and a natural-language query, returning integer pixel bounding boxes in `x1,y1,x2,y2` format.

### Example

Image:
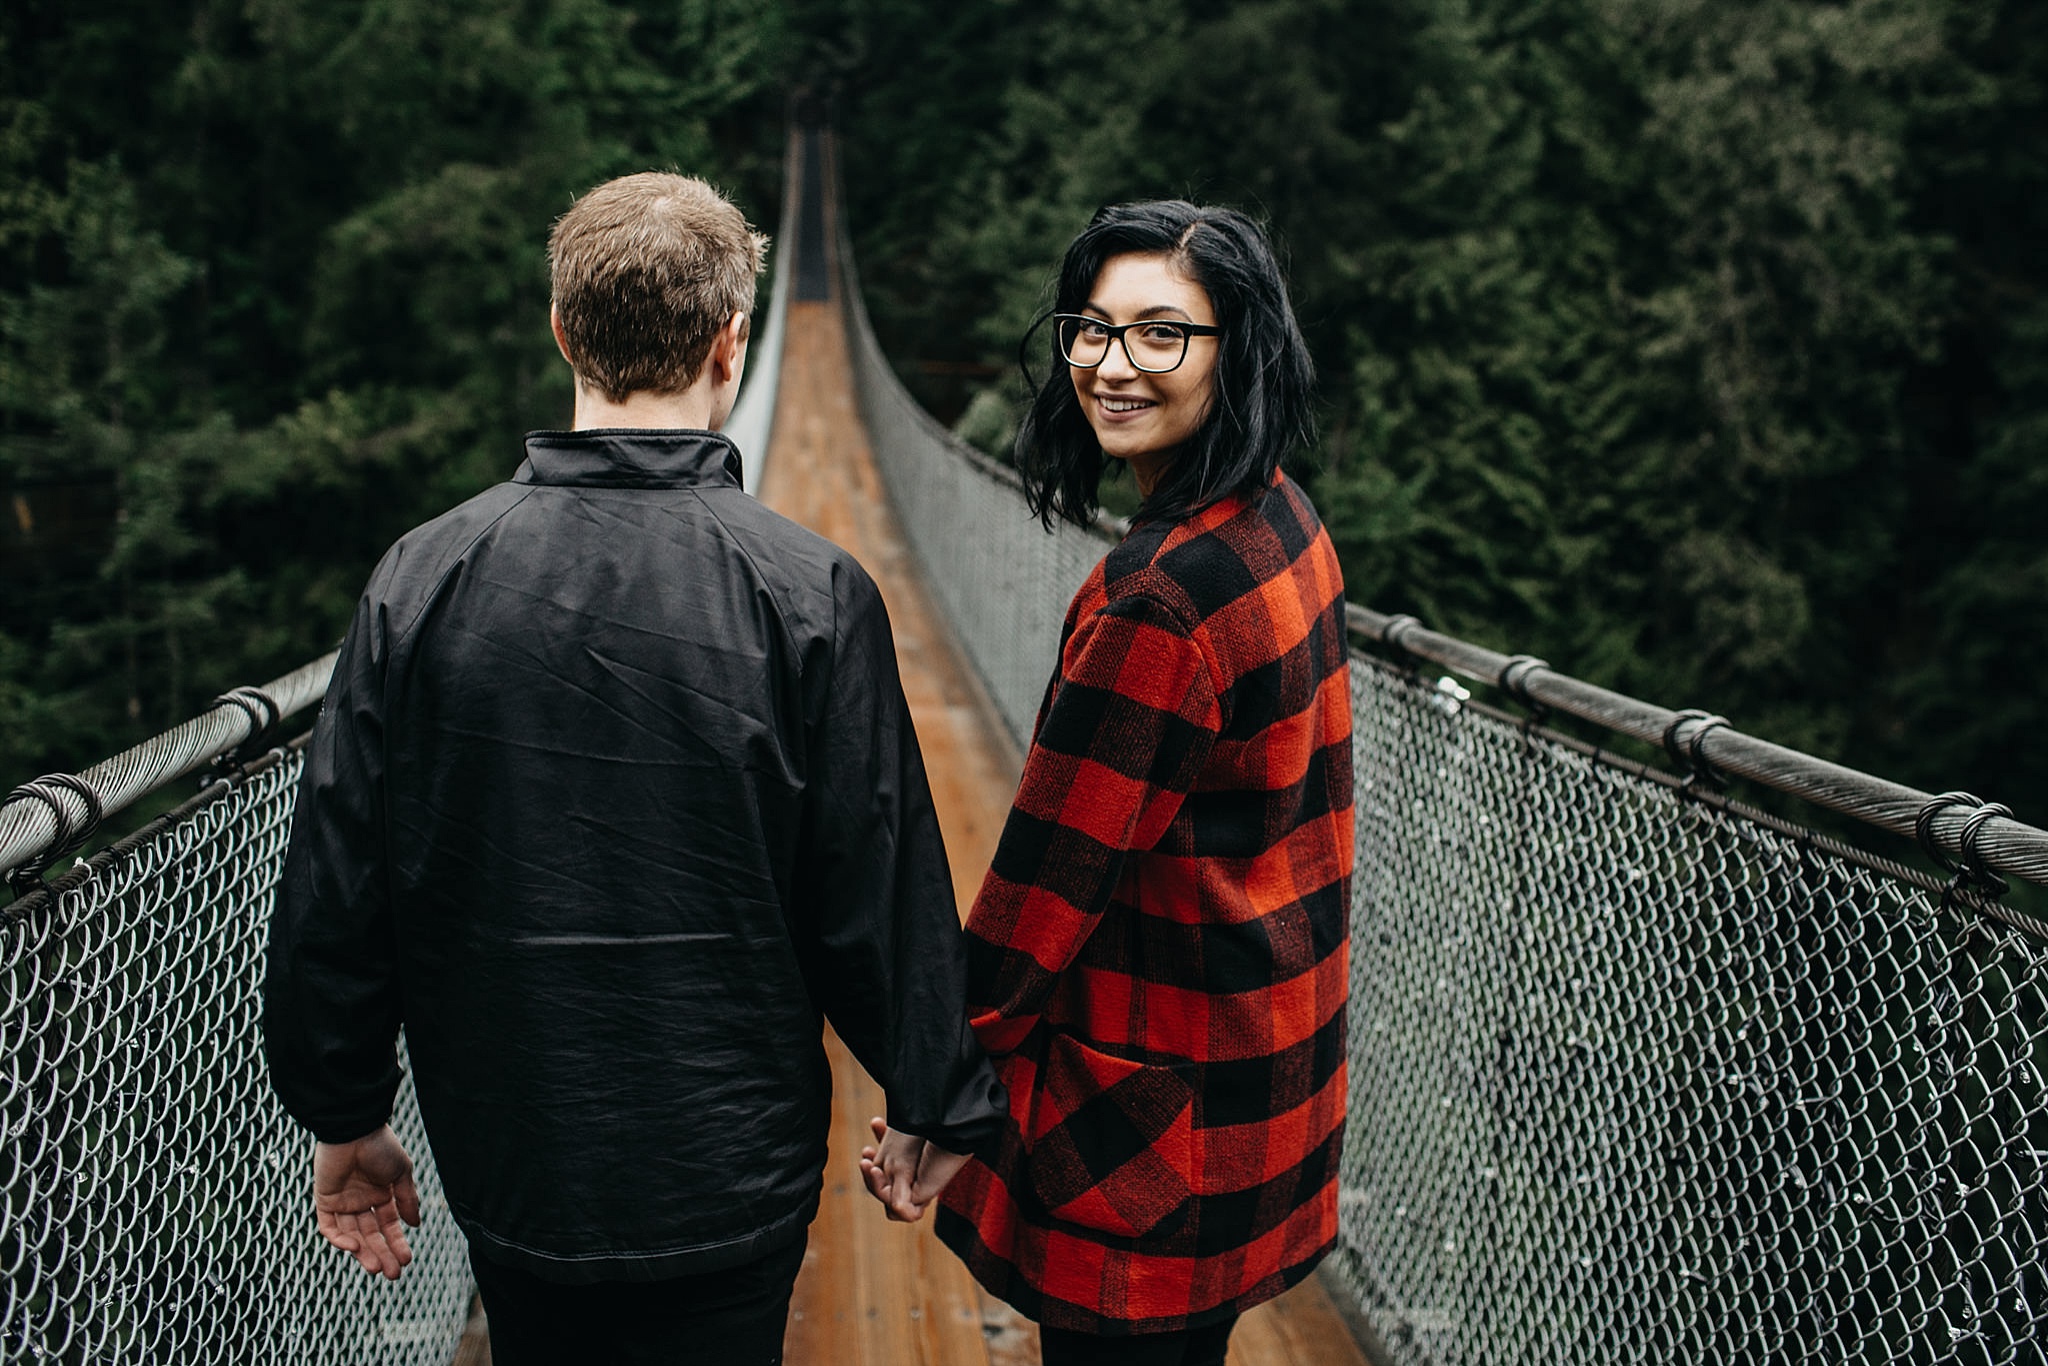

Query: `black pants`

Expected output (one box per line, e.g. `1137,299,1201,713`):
468,1238,806,1366
1038,1314,1238,1366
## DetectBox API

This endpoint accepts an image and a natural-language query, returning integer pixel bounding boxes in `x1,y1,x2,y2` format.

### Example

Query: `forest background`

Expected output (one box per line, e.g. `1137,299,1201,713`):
2,0,2043,854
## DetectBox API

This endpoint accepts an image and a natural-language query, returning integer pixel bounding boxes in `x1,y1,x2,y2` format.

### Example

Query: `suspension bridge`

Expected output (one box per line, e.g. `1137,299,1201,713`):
3,124,2045,1366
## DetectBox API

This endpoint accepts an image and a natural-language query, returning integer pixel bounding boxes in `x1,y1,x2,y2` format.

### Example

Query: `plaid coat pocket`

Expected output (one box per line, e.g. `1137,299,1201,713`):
1022,1034,1195,1239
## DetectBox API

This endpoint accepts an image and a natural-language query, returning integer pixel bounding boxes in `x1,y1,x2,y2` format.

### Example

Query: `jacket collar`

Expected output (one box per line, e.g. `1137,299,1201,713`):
515,429,744,490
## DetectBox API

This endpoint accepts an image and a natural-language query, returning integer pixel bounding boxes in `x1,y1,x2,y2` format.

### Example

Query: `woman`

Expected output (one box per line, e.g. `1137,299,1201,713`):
866,202,1353,1365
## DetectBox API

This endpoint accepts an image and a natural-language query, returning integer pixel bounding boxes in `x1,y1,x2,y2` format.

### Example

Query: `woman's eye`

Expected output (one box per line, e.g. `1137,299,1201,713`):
1080,322,1112,339
1140,324,1185,342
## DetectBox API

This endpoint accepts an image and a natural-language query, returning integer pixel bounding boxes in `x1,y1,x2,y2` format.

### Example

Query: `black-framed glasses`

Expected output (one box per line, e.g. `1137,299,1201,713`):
1053,313,1223,374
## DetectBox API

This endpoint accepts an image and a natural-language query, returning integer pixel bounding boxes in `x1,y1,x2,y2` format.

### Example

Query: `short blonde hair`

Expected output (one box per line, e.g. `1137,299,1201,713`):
548,173,768,402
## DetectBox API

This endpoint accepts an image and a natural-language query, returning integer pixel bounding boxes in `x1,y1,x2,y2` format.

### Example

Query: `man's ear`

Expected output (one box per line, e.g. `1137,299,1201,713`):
710,311,751,386
550,304,576,368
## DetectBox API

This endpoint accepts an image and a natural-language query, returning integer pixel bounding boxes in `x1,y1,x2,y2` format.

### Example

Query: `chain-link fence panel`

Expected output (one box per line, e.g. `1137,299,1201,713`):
2,747,472,1366
1335,658,2046,1366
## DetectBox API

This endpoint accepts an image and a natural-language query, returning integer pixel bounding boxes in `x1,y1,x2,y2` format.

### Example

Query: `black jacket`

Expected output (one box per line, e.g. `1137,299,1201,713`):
264,429,1006,1281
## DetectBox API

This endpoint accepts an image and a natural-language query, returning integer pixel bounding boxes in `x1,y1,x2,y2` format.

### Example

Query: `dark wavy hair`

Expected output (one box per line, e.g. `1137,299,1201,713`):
1015,201,1316,530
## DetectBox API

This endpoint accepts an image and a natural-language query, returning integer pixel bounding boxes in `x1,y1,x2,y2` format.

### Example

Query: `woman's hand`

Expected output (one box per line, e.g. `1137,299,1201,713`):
859,1116,968,1222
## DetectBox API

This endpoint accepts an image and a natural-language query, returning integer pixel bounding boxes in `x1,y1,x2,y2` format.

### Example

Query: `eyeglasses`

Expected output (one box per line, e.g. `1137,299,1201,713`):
1053,313,1223,374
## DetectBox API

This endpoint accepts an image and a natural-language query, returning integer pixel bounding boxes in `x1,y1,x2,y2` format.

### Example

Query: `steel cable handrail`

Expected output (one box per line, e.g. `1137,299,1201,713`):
1346,605,2048,890
22,608,2038,901
0,653,335,891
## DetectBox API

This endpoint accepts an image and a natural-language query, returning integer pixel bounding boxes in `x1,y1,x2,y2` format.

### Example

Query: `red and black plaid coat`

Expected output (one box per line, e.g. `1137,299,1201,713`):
936,471,1354,1334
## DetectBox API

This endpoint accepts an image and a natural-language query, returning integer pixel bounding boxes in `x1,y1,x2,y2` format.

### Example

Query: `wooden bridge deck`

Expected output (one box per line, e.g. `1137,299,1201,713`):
459,233,1368,1366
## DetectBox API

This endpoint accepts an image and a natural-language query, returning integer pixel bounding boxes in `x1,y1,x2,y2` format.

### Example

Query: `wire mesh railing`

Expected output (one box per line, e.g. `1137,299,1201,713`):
2,742,472,1364
1337,660,2047,1365
832,144,2048,1364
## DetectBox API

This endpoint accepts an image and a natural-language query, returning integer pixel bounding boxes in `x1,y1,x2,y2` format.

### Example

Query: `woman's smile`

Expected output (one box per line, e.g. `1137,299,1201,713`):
1095,395,1157,417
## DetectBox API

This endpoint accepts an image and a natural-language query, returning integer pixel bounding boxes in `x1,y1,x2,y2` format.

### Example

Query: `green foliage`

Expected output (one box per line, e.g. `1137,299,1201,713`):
1,0,793,781
1,0,2042,846
837,0,2046,827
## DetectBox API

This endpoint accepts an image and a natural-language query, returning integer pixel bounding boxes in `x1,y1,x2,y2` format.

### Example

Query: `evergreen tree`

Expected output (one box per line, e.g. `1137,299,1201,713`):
1,0,2041,839
0,0,793,781
835,0,2045,828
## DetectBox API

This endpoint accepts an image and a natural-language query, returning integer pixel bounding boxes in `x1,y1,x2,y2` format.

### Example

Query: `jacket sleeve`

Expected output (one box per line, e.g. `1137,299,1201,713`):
263,587,404,1144
963,592,1222,1056
790,563,1008,1155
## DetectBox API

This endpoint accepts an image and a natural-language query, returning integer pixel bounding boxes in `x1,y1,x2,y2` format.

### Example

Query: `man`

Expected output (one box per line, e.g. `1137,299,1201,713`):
264,172,1003,1364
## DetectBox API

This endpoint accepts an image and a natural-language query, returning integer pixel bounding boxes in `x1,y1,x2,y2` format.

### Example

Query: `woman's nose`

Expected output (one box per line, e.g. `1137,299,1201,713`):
1097,334,1141,379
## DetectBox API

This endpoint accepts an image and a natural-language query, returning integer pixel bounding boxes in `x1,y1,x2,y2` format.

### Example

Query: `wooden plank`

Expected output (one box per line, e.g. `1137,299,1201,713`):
756,302,1022,855
764,295,1006,1366
1230,1276,1373,1366
451,1294,491,1366
976,1285,1040,1366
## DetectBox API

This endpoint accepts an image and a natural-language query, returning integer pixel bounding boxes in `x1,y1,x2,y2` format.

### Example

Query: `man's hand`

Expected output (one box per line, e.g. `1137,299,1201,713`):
314,1125,421,1279
858,1116,969,1223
